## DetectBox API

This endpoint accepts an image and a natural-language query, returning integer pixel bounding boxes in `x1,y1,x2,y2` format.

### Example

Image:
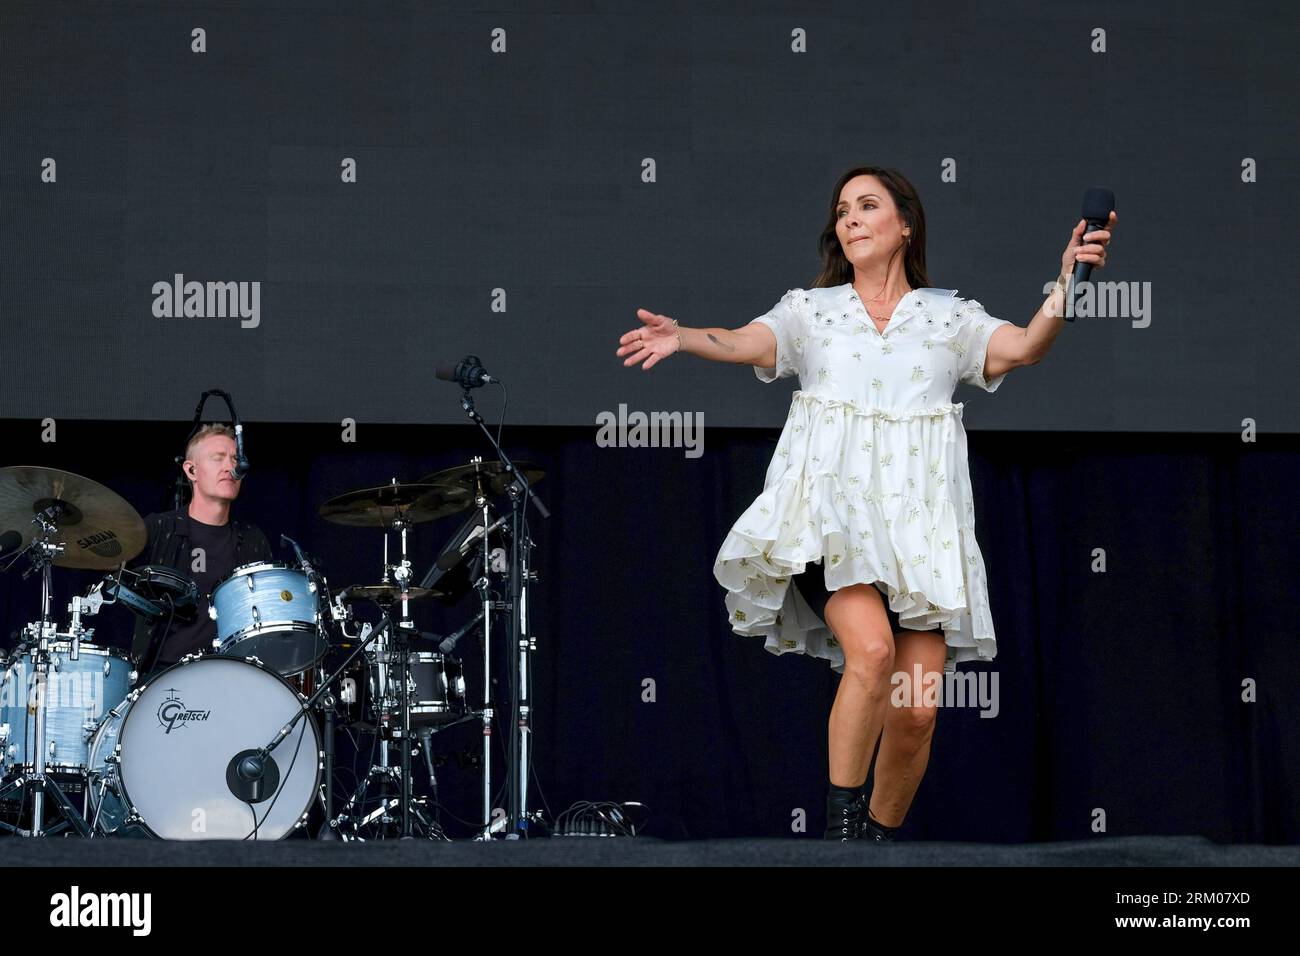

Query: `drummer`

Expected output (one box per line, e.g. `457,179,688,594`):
130,424,272,676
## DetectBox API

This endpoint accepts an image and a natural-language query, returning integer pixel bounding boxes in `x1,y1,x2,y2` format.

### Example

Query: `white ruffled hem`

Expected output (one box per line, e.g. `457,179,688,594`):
713,470,998,676
712,486,993,671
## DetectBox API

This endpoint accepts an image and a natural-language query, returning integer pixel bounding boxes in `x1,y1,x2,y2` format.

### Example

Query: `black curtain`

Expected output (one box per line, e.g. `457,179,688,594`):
1,417,1295,842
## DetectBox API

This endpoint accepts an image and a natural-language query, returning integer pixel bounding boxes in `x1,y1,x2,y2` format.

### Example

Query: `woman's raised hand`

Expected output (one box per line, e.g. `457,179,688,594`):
616,308,682,371
1062,210,1117,275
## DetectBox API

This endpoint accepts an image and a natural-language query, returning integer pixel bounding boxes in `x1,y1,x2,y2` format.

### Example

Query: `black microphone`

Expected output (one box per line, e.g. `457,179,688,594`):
231,421,250,480
186,389,250,479
439,611,483,654
281,534,323,591
226,748,280,803
436,523,488,570
435,355,496,389
1067,187,1116,322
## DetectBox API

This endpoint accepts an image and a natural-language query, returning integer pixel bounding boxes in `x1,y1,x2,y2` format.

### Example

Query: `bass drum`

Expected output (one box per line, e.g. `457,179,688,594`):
86,655,320,840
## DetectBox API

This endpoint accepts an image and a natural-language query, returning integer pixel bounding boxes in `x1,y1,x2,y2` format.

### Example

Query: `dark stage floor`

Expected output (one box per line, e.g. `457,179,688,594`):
4,835,1296,867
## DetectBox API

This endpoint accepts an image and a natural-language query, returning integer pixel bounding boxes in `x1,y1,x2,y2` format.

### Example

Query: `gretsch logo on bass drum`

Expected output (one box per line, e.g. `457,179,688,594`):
156,688,211,734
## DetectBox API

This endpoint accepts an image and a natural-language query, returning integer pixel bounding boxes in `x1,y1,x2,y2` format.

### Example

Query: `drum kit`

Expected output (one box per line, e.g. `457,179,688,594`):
0,445,546,841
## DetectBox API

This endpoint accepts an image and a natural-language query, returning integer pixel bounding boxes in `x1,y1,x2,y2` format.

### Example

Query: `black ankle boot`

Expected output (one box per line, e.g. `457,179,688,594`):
824,784,865,841
860,806,901,842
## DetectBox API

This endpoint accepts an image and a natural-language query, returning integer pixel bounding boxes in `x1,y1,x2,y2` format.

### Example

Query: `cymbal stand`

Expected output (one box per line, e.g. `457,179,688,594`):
454,389,550,839
466,462,495,840
389,504,419,839
332,493,434,839
0,508,91,837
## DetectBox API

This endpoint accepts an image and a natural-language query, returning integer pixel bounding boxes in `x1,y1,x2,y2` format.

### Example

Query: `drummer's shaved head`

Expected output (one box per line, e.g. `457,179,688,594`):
185,423,236,463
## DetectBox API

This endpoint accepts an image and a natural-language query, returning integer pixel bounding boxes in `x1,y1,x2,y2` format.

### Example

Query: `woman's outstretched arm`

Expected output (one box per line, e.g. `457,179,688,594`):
616,308,777,371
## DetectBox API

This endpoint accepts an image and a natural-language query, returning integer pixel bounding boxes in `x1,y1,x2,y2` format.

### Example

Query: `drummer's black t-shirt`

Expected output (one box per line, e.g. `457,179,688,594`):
155,517,238,666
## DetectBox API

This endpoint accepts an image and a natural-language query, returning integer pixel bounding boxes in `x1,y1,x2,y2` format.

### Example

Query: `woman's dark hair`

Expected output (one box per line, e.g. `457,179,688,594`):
811,166,931,290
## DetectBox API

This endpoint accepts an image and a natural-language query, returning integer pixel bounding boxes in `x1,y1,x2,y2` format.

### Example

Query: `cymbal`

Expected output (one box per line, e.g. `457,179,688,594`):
318,482,473,527
418,460,545,499
0,466,146,569
340,584,435,605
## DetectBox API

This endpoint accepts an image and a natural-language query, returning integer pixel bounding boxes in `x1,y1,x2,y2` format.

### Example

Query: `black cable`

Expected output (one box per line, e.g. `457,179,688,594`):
145,595,178,679
240,715,308,841
335,709,381,836
494,380,507,449
328,724,365,801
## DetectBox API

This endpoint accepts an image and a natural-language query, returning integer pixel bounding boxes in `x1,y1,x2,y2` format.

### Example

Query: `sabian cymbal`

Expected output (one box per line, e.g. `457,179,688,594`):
0,466,146,569
418,460,545,499
340,584,434,605
318,482,473,527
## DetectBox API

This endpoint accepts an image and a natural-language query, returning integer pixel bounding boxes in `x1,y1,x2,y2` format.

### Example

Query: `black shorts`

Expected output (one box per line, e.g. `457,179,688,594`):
791,561,902,633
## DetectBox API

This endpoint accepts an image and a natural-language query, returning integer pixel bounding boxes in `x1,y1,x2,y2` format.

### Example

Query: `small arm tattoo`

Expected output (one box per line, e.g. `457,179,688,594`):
707,333,737,353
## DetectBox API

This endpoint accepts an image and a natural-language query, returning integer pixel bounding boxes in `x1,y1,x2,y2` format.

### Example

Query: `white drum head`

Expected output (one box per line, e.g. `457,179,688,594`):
118,657,320,839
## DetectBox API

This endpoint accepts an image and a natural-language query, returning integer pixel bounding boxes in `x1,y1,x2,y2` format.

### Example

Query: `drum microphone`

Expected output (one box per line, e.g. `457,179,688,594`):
435,355,496,389
227,748,281,804
231,420,249,481
280,534,322,591
439,610,483,654
1065,187,1117,322
185,389,250,479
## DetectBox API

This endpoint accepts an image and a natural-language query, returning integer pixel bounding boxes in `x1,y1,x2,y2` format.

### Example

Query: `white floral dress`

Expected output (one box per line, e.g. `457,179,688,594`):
713,284,1012,675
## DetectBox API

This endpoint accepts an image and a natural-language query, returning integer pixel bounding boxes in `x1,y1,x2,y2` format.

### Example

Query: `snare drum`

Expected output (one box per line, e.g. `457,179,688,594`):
0,641,134,775
210,562,328,677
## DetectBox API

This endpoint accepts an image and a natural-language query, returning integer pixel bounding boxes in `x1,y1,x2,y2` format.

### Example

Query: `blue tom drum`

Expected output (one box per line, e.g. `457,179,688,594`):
209,562,327,677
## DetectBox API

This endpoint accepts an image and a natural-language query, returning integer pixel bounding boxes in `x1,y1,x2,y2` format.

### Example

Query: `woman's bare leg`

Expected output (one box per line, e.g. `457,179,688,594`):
868,628,947,826
824,584,896,787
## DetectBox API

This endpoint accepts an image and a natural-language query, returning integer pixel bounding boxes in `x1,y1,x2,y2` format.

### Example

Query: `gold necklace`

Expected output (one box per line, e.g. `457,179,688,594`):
859,288,912,324
865,299,900,324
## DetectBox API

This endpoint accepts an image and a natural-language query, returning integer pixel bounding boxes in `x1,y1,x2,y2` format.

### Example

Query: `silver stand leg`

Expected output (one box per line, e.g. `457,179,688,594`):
478,493,493,840
506,528,527,832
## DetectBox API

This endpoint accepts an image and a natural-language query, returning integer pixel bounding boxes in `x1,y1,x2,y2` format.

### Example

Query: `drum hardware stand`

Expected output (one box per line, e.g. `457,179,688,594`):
392,616,416,838
0,509,92,837
388,502,418,839
330,619,400,839
317,689,338,840
348,500,406,838
454,389,549,840
381,501,422,838
330,505,440,840
466,482,494,841
323,590,441,837
442,468,511,839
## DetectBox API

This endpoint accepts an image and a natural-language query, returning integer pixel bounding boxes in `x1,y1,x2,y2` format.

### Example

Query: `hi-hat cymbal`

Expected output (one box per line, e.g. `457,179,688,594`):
418,460,545,499
318,482,473,527
0,466,146,569
340,584,435,605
